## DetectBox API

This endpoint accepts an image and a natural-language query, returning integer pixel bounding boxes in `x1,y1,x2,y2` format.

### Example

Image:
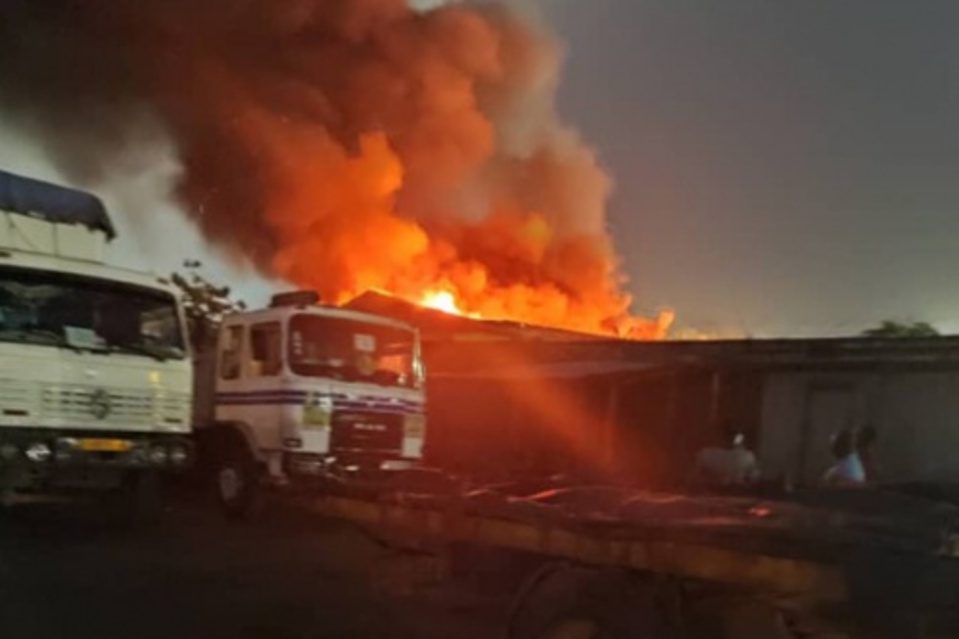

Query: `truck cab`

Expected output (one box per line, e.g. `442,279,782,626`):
196,291,426,517
0,170,192,516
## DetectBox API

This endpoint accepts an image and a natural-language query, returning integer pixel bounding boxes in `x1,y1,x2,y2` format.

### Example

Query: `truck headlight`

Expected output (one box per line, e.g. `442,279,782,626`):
169,443,190,466
0,443,19,461
148,444,168,465
25,442,52,463
55,438,77,461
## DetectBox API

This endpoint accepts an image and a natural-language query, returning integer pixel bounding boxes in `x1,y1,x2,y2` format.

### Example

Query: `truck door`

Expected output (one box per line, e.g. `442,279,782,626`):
214,323,246,424
215,321,284,451
243,321,284,451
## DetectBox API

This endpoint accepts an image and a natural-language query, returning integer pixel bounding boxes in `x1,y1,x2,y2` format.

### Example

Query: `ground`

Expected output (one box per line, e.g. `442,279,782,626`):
0,491,506,639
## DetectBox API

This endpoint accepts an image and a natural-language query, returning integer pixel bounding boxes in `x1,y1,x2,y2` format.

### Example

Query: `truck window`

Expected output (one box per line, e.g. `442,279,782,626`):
288,314,418,388
249,322,282,377
0,265,184,358
220,325,244,380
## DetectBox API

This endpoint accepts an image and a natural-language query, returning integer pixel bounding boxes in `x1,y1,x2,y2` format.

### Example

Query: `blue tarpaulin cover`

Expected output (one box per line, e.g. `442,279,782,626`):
0,170,115,239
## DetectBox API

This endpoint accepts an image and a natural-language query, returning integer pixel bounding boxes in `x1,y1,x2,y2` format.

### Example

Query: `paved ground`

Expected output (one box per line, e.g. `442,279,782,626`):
0,492,507,639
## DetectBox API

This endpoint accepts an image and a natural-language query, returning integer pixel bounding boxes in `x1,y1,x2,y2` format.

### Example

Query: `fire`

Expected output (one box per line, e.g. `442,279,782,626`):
421,290,463,315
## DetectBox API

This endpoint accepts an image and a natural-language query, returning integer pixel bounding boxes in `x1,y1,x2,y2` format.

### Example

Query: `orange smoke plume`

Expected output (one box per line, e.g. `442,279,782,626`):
0,0,672,339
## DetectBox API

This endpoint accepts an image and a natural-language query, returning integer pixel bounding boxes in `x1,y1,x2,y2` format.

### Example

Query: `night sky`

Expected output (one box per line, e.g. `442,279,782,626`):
538,0,959,337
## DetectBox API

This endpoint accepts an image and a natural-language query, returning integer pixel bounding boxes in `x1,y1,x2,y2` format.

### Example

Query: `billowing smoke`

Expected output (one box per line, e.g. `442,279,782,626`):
0,0,671,338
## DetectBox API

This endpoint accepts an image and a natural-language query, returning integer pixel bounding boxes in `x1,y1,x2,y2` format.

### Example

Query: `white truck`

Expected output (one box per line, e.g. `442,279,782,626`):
0,170,193,518
193,290,427,518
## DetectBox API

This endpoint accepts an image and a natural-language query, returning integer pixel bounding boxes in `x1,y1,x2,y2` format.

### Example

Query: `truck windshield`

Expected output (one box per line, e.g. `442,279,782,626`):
288,314,419,388
0,266,185,360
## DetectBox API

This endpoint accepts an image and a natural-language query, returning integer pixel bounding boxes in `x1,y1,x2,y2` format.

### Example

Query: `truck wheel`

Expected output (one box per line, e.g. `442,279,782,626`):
508,564,675,639
215,441,261,521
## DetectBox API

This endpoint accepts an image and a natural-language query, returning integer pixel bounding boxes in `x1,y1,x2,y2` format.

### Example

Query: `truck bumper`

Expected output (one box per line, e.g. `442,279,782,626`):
0,428,193,493
283,449,419,478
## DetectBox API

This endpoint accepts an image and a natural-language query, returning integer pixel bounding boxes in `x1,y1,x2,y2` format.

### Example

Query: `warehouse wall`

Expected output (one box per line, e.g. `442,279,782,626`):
422,334,959,487
424,368,744,487
424,375,615,481
758,369,959,484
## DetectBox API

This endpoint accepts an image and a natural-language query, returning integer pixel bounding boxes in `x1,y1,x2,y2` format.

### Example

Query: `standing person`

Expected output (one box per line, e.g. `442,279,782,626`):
856,425,880,482
822,429,866,487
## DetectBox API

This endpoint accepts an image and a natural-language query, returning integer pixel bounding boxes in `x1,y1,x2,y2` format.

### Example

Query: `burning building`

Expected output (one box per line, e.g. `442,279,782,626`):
350,292,959,489
348,291,737,484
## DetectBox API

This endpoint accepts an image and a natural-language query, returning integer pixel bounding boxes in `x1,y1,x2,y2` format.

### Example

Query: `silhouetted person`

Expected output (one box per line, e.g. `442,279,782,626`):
822,429,866,487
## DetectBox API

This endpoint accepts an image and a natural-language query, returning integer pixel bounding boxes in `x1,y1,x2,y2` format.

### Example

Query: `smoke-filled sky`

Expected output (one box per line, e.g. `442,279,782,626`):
2,1,958,337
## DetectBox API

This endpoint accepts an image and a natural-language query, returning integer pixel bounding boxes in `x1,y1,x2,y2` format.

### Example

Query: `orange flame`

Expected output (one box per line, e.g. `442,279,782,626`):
258,131,673,339
420,290,463,315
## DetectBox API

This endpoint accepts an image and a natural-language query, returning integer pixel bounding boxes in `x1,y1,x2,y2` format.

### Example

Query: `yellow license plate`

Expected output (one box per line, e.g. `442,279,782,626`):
77,438,133,452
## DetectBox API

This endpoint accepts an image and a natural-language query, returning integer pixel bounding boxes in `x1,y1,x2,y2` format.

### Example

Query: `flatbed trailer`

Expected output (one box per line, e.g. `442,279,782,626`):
287,476,959,638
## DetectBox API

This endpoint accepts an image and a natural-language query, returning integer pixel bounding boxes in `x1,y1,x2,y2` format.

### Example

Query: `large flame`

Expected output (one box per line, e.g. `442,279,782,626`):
421,290,462,315
0,0,673,339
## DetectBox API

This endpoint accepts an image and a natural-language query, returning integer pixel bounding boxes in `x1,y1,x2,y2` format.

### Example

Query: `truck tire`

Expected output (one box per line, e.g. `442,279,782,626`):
214,437,261,521
508,564,675,639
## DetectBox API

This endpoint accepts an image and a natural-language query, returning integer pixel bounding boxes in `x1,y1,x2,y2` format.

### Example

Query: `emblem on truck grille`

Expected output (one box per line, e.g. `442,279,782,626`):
88,389,112,420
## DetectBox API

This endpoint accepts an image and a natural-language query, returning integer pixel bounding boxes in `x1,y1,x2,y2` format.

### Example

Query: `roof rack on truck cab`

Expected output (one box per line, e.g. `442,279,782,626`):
0,169,115,262
270,290,321,308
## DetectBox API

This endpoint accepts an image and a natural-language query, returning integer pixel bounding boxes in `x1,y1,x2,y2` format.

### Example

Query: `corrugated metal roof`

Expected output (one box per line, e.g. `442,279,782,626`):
432,358,661,380
425,334,959,378
346,291,600,342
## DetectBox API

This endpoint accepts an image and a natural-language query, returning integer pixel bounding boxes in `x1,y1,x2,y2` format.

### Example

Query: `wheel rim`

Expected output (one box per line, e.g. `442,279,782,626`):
543,619,603,639
218,466,242,502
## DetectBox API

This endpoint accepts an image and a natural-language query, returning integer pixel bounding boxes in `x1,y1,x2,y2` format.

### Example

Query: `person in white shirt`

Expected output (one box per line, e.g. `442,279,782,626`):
822,429,866,487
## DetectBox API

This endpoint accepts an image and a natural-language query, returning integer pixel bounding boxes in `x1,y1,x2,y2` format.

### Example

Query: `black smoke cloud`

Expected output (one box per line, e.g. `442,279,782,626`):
0,0,669,337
